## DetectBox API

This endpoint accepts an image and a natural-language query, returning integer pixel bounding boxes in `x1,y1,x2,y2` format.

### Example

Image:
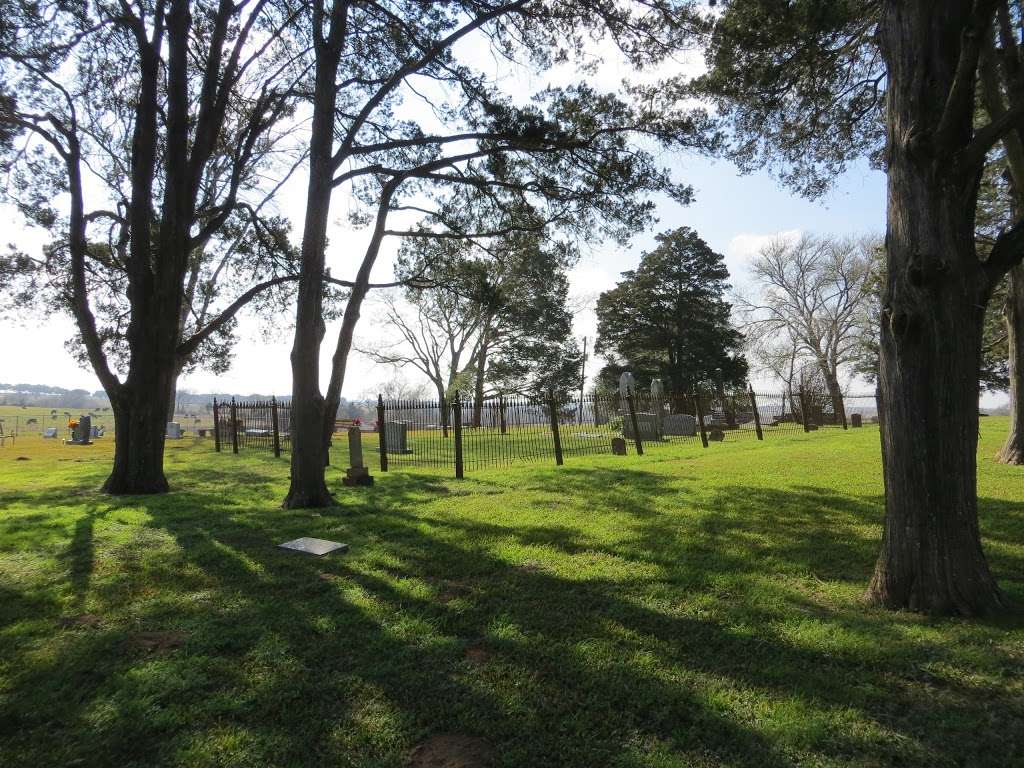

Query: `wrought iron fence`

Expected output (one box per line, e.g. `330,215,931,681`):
212,397,288,456
214,388,880,477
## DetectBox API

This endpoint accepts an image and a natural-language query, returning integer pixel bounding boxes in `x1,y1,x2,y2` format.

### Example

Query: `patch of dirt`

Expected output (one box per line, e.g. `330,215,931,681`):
426,577,473,604
319,572,339,581
60,613,102,628
409,735,495,768
15,456,29,461
514,561,544,573
127,630,187,654
464,645,491,666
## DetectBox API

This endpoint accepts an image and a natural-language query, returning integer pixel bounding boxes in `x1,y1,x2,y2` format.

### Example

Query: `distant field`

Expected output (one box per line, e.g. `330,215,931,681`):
0,418,1021,767
0,403,215,440
0,403,116,437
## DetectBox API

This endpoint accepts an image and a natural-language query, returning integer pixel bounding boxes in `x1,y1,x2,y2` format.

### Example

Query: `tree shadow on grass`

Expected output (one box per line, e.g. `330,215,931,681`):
2,459,1023,767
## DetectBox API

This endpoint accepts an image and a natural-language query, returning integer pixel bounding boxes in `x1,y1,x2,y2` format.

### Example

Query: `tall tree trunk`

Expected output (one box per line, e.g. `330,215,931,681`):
716,378,736,427
166,359,185,423
998,265,1024,463
102,1,191,496
285,42,341,509
866,1,1006,615
319,184,398,463
472,330,489,428
823,370,846,427
105,375,173,495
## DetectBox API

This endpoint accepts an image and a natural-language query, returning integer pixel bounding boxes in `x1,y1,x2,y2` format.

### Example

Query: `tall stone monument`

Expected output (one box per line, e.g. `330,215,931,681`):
343,426,373,486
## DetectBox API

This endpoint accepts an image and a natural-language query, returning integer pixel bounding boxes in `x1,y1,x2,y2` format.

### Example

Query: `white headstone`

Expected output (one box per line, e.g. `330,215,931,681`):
618,371,636,397
650,378,664,399
166,422,183,439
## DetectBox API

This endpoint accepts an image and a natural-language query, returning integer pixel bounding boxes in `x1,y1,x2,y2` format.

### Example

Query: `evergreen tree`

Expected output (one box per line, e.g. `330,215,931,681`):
595,228,747,392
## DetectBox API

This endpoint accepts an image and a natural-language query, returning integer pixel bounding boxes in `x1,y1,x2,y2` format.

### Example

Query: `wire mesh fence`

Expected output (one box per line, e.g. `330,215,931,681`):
214,388,881,477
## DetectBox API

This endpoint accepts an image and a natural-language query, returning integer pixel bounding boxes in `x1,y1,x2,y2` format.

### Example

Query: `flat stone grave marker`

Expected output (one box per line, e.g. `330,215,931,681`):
278,537,349,556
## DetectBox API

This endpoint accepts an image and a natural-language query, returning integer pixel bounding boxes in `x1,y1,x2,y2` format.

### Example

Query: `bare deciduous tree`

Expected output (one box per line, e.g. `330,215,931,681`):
739,234,878,420
358,290,483,434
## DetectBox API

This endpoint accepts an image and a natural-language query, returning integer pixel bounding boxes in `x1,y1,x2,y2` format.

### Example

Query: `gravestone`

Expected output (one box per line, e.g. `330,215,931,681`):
650,379,666,432
69,415,92,445
384,421,412,453
662,413,697,436
850,413,862,428
166,422,183,439
806,423,819,431
43,427,58,438
623,412,662,441
90,425,102,438
278,537,348,556
618,371,636,397
343,426,373,487
611,437,627,455
708,428,725,442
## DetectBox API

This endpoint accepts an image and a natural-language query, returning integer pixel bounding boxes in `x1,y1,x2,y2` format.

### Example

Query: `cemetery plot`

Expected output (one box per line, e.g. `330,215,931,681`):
210,388,881,478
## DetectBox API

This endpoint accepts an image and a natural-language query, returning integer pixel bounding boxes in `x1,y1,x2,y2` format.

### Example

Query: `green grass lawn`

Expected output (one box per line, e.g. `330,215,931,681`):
1,420,1021,767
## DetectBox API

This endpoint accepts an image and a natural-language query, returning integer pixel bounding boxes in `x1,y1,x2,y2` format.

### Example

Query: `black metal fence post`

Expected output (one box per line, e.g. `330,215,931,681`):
377,394,388,472
270,397,282,456
798,387,811,433
548,388,564,466
749,386,764,441
230,397,239,454
213,398,221,452
626,391,644,455
695,391,709,448
453,392,464,479
498,395,507,435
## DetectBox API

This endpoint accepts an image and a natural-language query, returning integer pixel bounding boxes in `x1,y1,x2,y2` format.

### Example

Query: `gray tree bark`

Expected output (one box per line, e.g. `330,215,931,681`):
865,0,1008,615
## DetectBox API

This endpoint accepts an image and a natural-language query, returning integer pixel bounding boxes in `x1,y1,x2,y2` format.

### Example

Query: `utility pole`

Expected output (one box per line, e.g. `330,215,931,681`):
578,336,588,424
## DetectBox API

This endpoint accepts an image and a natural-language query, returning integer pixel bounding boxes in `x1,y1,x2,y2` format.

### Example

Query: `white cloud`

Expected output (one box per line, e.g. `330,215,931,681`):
724,228,802,291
